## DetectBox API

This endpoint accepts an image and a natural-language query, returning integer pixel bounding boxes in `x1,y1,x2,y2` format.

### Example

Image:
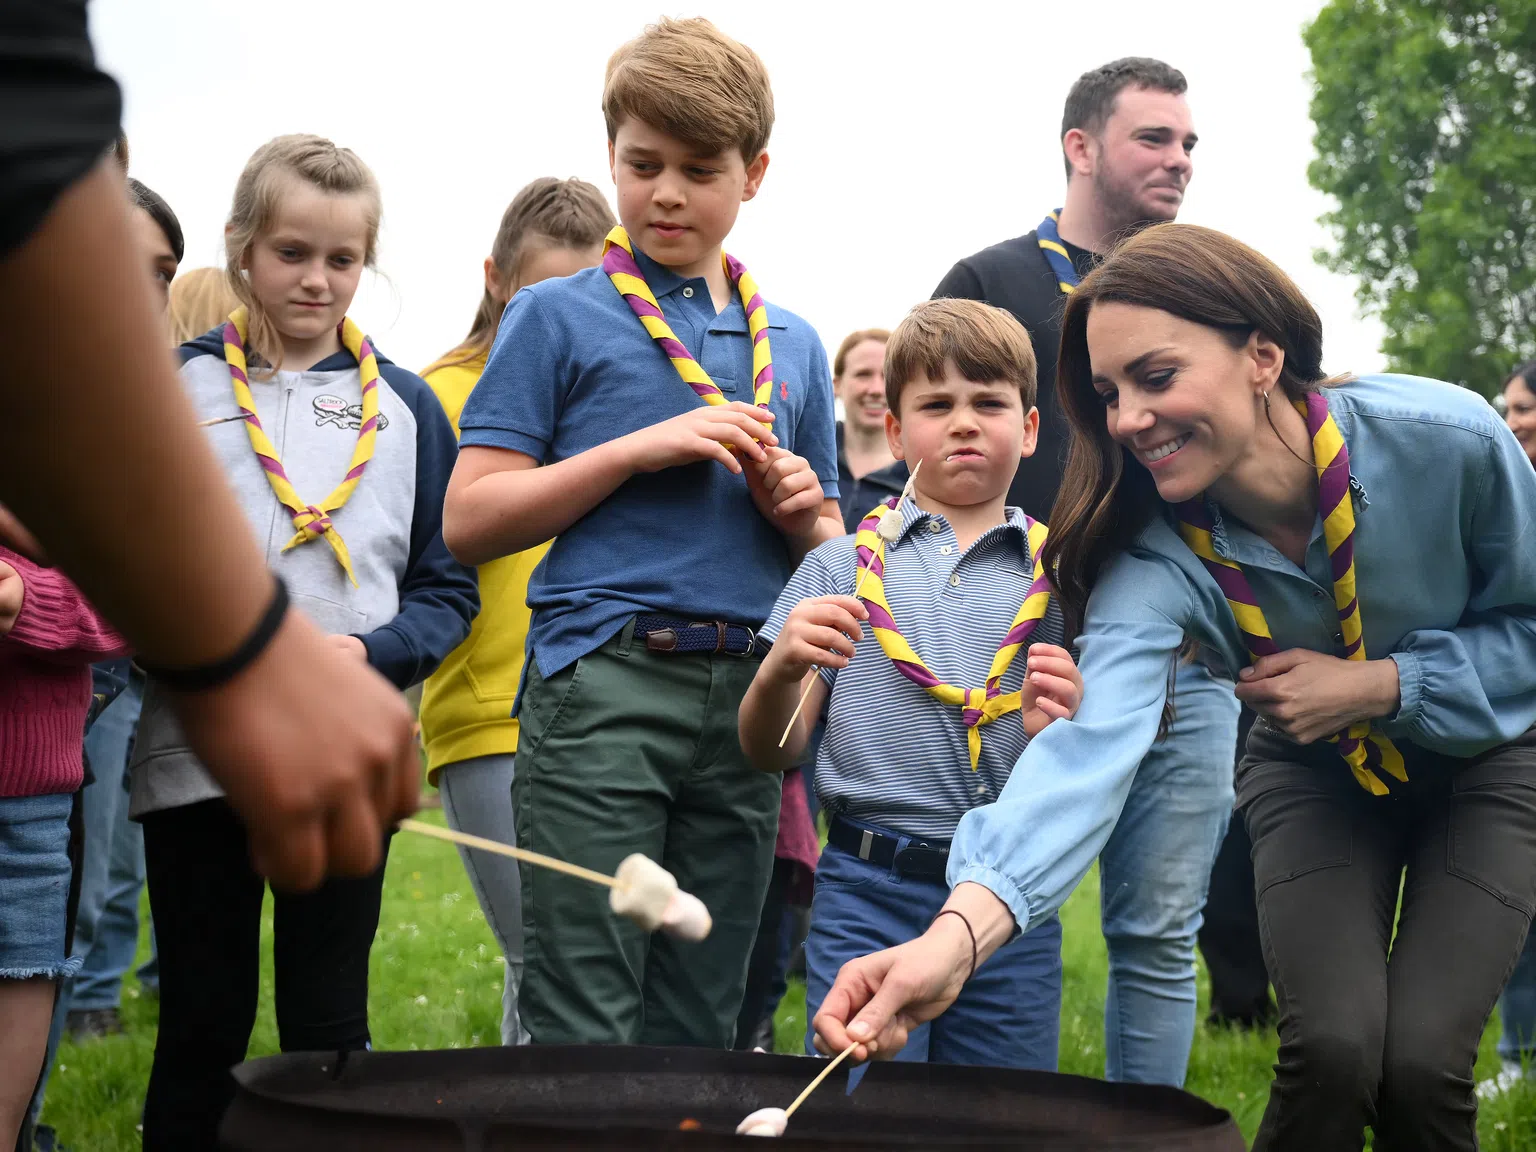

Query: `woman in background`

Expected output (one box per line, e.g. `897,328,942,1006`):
417,176,614,1045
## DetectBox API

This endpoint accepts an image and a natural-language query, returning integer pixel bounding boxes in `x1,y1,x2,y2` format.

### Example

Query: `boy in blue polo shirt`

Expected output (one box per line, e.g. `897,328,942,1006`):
444,17,844,1047
739,299,1082,1068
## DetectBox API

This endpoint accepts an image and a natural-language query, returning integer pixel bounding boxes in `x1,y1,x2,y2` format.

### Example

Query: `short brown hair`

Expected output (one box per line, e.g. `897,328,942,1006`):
1061,57,1186,179
884,299,1038,414
832,328,890,378
603,17,774,160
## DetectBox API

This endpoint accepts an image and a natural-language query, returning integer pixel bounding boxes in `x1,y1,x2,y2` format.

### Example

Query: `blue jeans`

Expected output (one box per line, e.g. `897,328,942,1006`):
438,753,527,1046
1498,928,1536,1064
70,671,156,1011
1099,659,1238,1086
804,838,1062,1069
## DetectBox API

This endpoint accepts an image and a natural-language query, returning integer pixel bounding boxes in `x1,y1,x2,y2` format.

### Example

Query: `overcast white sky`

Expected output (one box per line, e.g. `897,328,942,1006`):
91,0,1387,378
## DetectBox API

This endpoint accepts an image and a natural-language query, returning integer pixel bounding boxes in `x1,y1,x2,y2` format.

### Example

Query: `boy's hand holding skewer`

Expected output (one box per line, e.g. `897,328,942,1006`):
762,595,869,687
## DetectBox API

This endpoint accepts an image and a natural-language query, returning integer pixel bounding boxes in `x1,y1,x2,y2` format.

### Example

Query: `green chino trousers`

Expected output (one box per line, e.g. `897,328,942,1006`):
513,619,780,1046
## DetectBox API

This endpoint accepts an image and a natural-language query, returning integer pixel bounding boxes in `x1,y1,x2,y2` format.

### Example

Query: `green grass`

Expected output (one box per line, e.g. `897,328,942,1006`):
39,810,1536,1149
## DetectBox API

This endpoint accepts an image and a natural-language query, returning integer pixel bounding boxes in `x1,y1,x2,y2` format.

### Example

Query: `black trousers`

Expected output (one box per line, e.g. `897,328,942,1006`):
140,799,388,1151
1242,721,1536,1152
1198,707,1275,1026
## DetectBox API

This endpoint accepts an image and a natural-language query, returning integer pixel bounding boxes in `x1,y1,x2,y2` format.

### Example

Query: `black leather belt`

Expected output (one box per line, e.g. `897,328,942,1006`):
633,614,757,656
827,815,951,881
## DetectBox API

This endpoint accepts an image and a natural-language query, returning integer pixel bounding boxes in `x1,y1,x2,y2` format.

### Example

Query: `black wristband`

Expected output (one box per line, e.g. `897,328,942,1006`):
933,908,978,982
140,576,289,692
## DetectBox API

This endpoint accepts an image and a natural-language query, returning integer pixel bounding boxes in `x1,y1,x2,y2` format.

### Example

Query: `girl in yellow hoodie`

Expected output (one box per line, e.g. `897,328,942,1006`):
419,178,614,1044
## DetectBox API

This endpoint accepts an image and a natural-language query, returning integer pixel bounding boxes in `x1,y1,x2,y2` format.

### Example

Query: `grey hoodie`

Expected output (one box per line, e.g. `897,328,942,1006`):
129,327,478,818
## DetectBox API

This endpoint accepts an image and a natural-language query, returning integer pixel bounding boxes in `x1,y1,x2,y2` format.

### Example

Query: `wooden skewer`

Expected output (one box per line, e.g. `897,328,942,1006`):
777,460,921,748
398,818,617,889
785,1041,860,1119
198,413,248,427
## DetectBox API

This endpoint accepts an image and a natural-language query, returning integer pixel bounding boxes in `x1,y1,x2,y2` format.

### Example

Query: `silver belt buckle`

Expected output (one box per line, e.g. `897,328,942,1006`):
858,829,874,861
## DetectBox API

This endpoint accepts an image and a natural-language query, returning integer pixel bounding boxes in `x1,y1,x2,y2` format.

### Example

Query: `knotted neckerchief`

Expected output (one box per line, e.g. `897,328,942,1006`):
602,225,773,412
222,306,380,587
855,498,1053,770
1175,390,1406,795
1036,209,1083,295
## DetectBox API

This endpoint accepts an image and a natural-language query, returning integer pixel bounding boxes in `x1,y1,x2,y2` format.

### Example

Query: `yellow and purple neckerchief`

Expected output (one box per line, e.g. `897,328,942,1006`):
221,306,380,586
601,225,774,412
855,499,1053,770
1176,390,1406,795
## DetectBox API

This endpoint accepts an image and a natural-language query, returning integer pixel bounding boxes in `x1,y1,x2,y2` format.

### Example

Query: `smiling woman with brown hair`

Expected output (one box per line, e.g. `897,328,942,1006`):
814,223,1536,1152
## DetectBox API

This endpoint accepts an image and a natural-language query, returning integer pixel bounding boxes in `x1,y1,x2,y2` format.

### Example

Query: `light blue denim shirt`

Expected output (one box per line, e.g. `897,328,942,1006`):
949,373,1536,933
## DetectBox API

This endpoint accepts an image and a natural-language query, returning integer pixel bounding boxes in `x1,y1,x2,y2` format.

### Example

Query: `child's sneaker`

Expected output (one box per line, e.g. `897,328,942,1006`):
64,1007,122,1041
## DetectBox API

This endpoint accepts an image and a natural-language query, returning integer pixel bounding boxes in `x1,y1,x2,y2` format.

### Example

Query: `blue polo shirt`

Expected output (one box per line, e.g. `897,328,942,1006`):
458,246,840,682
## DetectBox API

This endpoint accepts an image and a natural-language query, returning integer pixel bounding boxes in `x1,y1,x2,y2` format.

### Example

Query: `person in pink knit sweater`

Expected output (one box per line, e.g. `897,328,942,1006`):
0,545,128,1147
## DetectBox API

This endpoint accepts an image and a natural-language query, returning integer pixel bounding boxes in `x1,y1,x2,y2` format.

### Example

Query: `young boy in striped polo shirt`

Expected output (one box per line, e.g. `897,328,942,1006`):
739,299,1082,1069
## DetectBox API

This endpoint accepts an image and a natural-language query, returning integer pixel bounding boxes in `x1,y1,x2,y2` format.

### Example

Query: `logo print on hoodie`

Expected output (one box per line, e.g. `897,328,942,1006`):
314,394,387,432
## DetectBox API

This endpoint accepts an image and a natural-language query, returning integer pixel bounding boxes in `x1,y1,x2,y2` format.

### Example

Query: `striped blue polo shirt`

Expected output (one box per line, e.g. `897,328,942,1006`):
762,501,1068,841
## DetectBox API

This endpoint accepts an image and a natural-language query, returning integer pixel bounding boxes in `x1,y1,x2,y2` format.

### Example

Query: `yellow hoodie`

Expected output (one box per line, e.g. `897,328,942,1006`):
417,349,550,782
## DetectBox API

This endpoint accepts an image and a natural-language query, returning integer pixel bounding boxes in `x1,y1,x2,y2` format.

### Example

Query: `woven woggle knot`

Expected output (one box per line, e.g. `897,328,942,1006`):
297,506,333,535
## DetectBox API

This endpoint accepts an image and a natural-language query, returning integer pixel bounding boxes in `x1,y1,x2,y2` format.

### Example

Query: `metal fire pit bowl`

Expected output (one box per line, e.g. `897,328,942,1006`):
221,1044,1244,1151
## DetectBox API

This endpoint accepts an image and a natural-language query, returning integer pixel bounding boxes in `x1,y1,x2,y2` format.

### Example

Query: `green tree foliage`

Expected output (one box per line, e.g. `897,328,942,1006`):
1304,1,1535,395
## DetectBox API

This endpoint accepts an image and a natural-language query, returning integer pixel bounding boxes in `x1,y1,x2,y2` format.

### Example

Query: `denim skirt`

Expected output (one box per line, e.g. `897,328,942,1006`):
0,791,81,979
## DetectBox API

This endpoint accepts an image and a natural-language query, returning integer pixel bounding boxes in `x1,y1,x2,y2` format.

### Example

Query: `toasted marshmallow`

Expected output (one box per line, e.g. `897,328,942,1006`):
735,1107,788,1137
660,889,712,941
609,854,677,931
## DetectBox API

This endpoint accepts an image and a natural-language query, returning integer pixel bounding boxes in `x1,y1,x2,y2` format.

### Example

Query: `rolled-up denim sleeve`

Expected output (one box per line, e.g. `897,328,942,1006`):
1384,421,1536,755
948,548,1195,933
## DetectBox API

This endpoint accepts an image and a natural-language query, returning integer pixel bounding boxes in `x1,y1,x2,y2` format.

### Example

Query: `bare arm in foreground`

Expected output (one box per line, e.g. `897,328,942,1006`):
0,160,418,889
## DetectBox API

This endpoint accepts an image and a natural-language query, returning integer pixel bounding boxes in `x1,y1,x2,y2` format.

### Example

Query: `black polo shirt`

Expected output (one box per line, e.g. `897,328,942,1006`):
933,231,1098,522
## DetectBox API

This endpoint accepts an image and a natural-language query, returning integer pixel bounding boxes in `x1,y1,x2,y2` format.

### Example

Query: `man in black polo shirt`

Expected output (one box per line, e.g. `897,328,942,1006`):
927,59,1251,1089
934,57,1194,519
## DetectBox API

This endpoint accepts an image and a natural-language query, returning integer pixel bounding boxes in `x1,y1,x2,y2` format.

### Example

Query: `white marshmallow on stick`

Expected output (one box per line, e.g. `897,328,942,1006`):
661,889,713,941
736,1108,788,1137
777,460,921,748
608,853,677,931
399,822,711,940
734,1040,860,1138
605,854,716,940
